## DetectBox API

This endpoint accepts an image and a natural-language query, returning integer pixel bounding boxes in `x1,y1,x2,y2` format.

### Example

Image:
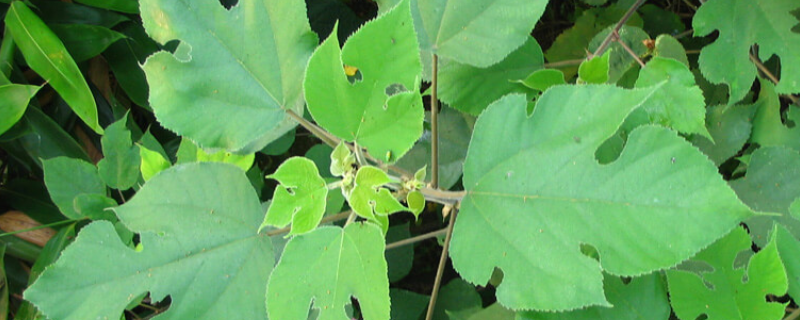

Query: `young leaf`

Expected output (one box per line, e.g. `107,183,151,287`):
518,69,566,92
730,146,800,247
634,57,711,139
138,145,170,181
43,157,107,220
266,223,389,320
518,273,670,320
693,0,800,104
450,90,753,311
305,0,423,162
4,2,102,134
140,0,317,152
330,142,356,178
666,227,788,320
750,81,800,152
262,157,328,236
97,116,141,190
25,163,274,320
0,84,39,136
439,37,544,115
349,166,407,221
578,50,611,84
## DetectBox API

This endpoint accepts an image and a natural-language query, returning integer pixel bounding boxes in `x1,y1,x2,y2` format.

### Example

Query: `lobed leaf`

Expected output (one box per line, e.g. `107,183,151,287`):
262,157,328,236
97,116,141,190
750,81,800,152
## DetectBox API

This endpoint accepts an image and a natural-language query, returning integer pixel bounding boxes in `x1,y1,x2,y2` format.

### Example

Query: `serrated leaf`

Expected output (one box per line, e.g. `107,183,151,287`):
138,145,171,181
653,35,689,67
693,0,800,104
305,0,423,161
4,2,102,134
439,37,543,115
266,223,389,320
518,273,670,320
97,116,141,190
690,103,757,166
25,163,274,320
262,157,328,236
730,146,800,247
666,227,788,320
750,81,800,152
410,0,547,68
450,90,753,311
43,157,107,220
589,25,650,83
0,84,39,136
349,167,408,221
141,0,317,152
634,57,711,139
775,224,800,302
578,50,610,84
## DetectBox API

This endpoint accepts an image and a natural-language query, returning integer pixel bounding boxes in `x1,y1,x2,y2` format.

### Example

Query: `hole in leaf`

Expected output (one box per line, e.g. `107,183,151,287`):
595,131,626,164
347,68,363,84
384,83,408,97
579,243,600,262
219,0,238,9
694,314,709,320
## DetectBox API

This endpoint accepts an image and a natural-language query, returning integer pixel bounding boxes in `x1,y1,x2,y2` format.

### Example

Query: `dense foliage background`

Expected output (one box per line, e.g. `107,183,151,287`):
1,0,800,319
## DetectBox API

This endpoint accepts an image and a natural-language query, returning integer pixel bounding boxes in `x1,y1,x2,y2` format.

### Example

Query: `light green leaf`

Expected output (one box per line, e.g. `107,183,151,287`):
730,146,800,247
349,167,408,221
330,142,356,178
634,57,711,139
653,34,689,67
262,157,328,236
690,103,757,166
5,2,102,134
50,24,126,62
439,37,543,115
410,0,547,68
406,190,425,219
666,227,788,320
750,81,800,152
43,157,107,220
518,273,670,320
588,25,650,83
693,0,800,104
141,0,317,152
775,225,800,302
305,1,423,161
518,69,566,92
578,50,610,84
74,0,138,14
0,84,39,136
266,223,389,320
176,138,254,171
97,116,141,190
25,162,273,320
138,145,170,181
450,90,753,311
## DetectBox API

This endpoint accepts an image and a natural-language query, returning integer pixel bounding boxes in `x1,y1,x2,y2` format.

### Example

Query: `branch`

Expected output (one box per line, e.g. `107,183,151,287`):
424,209,459,320
749,53,799,105
590,0,647,59
430,54,440,189
614,31,646,68
386,228,448,250
265,211,351,237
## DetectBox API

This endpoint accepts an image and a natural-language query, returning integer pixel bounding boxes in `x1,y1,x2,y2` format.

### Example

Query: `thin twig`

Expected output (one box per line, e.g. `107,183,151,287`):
590,0,647,59
430,54,440,189
344,211,357,226
424,209,459,320
749,52,799,104
386,228,448,250
544,59,585,68
784,307,800,320
117,189,127,203
673,29,694,39
614,32,646,67
265,211,351,236
419,187,465,206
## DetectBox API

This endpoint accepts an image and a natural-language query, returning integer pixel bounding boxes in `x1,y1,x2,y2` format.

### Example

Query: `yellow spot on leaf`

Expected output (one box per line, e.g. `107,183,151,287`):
344,65,358,76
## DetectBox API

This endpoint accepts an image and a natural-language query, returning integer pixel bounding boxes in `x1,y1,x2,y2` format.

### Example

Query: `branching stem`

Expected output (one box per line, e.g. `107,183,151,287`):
614,31,646,67
590,0,647,59
386,228,448,250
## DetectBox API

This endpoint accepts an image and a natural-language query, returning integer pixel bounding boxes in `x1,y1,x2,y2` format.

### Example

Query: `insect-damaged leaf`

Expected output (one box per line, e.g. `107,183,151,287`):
262,157,328,236
141,0,317,152
449,89,753,311
305,0,423,162
25,163,273,320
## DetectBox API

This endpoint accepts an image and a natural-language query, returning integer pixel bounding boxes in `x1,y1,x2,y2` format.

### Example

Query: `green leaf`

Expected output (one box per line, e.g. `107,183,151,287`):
730,146,800,247
694,0,800,104
518,69,566,92
750,81,800,152
260,129,295,156
518,273,670,320
588,25,650,83
385,223,413,282
389,289,428,320
450,90,753,311
639,4,686,37
141,0,317,152
578,50,610,84
50,24,126,62
73,0,138,14
349,166,408,221
43,157,107,220
775,224,800,302
138,145,170,181
0,179,62,224
653,34,689,67
305,1,423,161
0,84,39,136
25,162,273,320
266,223,389,320
73,193,118,221
262,157,328,236
104,22,159,109
406,190,425,219
439,37,543,115
690,103,757,166
666,227,788,320
176,138,254,171
458,303,514,320
97,116,141,190
432,279,482,320
395,108,472,189
330,142,356,178
634,57,711,139
30,0,129,27
4,2,102,134
410,0,547,68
